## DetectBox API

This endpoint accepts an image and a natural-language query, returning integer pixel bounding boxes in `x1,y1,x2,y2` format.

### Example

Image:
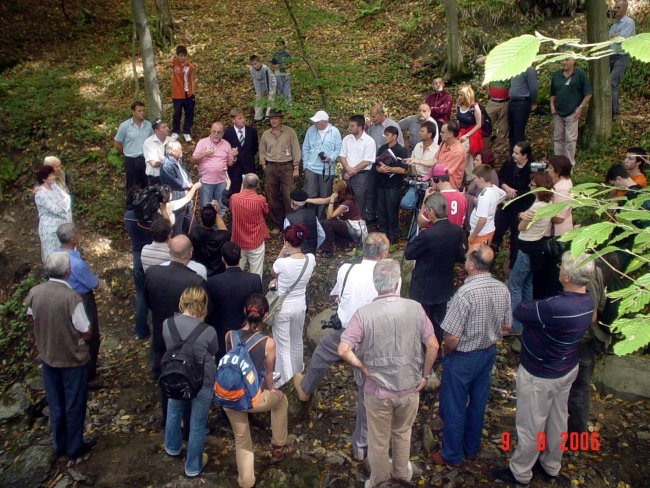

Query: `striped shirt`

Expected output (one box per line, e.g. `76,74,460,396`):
441,273,511,352
516,291,594,379
230,189,270,250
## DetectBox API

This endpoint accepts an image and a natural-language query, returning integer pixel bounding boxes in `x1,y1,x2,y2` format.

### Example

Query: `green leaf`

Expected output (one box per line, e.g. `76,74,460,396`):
530,200,571,220
562,222,616,256
607,273,650,315
483,35,540,85
626,254,650,273
621,33,650,63
611,314,650,355
617,210,650,222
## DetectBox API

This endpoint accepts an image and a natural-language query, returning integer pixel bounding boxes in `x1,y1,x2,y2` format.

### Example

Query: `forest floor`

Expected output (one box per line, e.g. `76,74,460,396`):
0,0,649,487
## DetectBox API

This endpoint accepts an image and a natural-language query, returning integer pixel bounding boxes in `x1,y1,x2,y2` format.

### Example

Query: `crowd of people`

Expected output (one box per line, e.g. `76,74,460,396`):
28,3,648,486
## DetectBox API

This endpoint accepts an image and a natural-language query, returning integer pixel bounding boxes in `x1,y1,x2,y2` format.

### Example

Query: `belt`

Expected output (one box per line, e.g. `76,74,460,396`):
490,97,509,103
124,154,144,158
266,160,293,164
510,97,530,101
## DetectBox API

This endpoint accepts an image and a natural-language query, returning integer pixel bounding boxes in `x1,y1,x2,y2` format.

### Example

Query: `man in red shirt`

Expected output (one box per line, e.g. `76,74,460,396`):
171,46,196,142
425,77,453,129
229,173,269,278
418,164,467,228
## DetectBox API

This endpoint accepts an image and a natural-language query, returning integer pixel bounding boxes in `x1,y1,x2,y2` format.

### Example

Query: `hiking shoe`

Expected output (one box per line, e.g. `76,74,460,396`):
293,373,310,401
429,451,464,468
492,467,530,487
183,133,192,142
185,453,208,477
533,460,558,483
271,444,295,459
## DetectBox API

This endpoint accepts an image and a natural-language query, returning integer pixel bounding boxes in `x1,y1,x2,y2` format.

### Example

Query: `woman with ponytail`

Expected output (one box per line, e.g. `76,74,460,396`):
222,294,293,488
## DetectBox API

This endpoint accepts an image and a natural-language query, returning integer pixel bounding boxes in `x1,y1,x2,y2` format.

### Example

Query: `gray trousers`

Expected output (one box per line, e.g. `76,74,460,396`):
304,168,334,218
610,54,629,115
300,329,368,458
348,171,370,221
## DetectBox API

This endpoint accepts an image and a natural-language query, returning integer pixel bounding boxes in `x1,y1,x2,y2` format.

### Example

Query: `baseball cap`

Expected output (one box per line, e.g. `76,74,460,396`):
431,164,448,177
310,110,329,123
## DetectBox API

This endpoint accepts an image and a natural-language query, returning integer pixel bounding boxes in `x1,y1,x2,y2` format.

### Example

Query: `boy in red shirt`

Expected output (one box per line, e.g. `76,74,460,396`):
171,46,196,142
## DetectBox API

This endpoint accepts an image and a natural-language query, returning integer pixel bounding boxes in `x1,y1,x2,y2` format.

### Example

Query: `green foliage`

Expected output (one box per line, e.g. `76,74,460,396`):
357,0,383,18
0,156,24,199
621,33,650,63
396,12,421,34
0,276,37,389
484,34,540,83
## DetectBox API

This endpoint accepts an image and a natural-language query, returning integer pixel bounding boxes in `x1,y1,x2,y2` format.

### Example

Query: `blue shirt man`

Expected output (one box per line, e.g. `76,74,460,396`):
114,101,154,190
609,1,636,116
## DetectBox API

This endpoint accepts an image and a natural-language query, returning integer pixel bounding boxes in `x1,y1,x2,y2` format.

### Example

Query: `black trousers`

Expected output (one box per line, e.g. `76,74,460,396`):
567,339,602,434
493,206,520,268
377,186,402,243
508,98,531,150
124,155,147,191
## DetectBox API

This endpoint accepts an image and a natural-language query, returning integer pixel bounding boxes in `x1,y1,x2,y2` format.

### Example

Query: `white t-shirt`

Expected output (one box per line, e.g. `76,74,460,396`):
273,254,316,307
470,185,506,235
340,132,377,170
330,259,378,328
143,134,170,177
519,200,552,242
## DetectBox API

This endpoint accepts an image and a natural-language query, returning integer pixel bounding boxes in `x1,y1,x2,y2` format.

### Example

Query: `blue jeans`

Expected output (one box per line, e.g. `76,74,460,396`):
164,385,213,476
400,187,417,211
199,181,226,216
508,249,533,333
42,362,89,457
440,345,496,464
132,252,149,338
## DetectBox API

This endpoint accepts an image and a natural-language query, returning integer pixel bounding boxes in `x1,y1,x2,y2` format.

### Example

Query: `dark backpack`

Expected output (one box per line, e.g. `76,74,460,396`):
159,318,208,400
213,330,266,411
471,103,492,137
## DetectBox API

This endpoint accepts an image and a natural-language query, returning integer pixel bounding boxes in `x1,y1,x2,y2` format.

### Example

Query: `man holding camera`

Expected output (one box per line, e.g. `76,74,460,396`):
375,126,408,244
294,232,390,461
302,110,342,217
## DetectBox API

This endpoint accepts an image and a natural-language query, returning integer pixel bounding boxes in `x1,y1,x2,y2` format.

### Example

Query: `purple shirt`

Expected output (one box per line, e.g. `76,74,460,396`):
341,293,435,398
193,137,233,185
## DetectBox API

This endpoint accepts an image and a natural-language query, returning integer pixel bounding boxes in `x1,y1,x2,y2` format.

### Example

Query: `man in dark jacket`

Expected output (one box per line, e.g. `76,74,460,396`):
223,108,259,194
206,241,263,359
189,204,231,276
284,189,323,254
404,192,466,345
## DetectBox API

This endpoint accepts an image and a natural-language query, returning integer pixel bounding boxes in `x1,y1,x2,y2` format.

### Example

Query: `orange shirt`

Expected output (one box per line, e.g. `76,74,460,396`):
435,140,466,189
171,57,195,99
632,173,648,187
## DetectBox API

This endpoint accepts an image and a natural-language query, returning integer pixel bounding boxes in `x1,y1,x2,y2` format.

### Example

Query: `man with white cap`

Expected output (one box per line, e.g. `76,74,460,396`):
302,110,342,217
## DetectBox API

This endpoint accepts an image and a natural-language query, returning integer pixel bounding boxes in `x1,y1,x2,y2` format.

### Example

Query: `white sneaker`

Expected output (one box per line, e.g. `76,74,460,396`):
183,133,192,142
171,133,179,141
388,459,414,481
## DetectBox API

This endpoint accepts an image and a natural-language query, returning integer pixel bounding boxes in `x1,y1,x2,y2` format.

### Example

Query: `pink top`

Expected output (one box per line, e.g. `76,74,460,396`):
553,178,574,236
193,137,233,185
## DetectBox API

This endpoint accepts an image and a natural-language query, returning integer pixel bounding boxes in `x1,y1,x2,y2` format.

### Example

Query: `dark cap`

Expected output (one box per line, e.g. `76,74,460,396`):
290,189,308,202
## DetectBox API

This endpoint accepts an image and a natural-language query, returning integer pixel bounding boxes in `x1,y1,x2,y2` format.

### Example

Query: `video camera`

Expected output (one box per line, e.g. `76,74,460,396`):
530,161,548,173
131,185,171,221
404,177,430,192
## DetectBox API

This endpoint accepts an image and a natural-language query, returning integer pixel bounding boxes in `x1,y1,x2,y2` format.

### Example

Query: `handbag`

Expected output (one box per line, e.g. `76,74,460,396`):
543,226,567,258
346,219,368,244
265,255,310,325
321,263,355,330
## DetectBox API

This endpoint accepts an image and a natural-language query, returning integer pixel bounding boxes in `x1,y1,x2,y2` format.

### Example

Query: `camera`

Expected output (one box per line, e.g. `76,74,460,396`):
318,151,327,161
404,177,430,192
530,161,548,173
132,185,170,221
321,312,343,330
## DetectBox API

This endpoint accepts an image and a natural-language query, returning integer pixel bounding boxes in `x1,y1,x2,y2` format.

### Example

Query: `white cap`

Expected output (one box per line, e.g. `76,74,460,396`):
310,110,329,123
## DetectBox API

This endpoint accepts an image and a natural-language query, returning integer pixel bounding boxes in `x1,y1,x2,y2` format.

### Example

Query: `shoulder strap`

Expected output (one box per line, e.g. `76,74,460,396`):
227,329,240,350
244,332,267,354
184,322,209,346
168,317,182,345
286,255,310,294
340,263,356,297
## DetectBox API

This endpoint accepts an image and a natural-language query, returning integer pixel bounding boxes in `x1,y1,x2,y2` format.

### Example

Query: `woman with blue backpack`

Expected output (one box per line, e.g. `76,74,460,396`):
217,294,294,488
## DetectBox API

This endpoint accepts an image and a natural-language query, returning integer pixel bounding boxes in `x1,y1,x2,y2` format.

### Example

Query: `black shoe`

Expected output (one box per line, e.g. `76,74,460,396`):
68,438,97,459
533,460,558,483
492,467,530,487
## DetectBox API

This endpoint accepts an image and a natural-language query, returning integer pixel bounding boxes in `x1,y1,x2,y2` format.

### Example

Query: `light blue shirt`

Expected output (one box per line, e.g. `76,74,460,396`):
114,117,153,157
59,248,99,294
609,15,635,52
283,217,325,249
509,67,538,106
302,123,342,175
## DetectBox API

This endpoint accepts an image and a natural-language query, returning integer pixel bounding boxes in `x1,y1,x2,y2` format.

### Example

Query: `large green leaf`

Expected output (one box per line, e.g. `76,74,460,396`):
611,315,650,356
563,222,616,256
608,273,650,315
621,33,650,63
483,35,540,85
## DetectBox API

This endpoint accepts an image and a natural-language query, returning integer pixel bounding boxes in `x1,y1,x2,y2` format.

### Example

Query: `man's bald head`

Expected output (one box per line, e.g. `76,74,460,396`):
466,244,494,273
362,232,390,260
169,235,192,263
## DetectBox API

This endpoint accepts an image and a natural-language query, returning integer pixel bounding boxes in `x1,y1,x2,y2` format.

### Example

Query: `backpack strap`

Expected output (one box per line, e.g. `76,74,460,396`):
226,329,241,350
243,332,267,354
285,255,310,295
168,316,182,345
340,263,355,297
184,321,209,346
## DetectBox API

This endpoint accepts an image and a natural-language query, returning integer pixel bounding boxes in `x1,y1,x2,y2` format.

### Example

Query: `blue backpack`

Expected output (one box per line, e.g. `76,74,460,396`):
213,330,266,411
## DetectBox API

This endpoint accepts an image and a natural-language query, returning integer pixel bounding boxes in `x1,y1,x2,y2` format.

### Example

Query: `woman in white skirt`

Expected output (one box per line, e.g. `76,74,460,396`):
269,224,315,387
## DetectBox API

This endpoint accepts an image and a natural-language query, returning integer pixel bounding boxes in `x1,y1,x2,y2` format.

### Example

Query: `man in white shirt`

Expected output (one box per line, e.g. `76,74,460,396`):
339,115,377,220
469,164,506,246
293,232,390,461
143,119,171,186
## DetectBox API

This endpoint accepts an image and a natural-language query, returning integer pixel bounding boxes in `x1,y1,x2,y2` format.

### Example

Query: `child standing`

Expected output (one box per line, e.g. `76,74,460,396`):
271,39,292,104
249,54,277,123
468,164,506,247
171,46,196,142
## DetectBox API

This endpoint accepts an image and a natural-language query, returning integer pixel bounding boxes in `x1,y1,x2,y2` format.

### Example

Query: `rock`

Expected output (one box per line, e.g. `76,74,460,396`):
305,308,336,353
593,355,650,401
53,475,74,488
0,383,28,424
25,369,44,392
324,454,345,465
423,424,436,453
0,445,54,488
68,467,86,482
637,430,650,440
255,456,322,488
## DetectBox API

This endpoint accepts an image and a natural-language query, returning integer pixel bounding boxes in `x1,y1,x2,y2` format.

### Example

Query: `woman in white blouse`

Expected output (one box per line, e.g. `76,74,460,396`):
34,165,72,263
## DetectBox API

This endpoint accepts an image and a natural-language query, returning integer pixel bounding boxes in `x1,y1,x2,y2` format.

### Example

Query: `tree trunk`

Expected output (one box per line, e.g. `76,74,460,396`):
131,0,162,120
444,0,461,77
582,0,611,148
154,0,174,48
